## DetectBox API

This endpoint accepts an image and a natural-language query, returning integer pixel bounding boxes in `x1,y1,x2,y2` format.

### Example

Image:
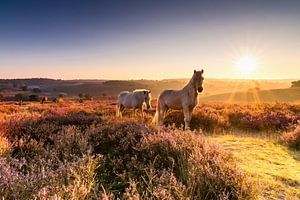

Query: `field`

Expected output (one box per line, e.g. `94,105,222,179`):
0,99,300,199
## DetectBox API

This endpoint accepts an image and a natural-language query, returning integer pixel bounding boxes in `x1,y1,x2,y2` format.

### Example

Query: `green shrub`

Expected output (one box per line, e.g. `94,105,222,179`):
15,93,29,101
29,94,40,101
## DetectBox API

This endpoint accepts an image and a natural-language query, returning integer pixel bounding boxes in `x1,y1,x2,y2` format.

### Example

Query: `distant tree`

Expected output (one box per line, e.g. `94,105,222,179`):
15,93,29,101
32,87,42,93
20,85,28,91
79,93,92,100
79,93,84,99
29,94,40,102
12,82,18,88
84,94,92,100
291,80,300,87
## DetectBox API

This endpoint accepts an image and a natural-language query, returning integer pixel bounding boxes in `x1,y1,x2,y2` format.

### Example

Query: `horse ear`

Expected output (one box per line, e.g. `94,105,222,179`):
194,70,196,74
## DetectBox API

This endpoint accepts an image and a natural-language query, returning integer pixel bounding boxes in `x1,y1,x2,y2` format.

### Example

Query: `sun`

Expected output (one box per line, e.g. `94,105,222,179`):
236,56,257,75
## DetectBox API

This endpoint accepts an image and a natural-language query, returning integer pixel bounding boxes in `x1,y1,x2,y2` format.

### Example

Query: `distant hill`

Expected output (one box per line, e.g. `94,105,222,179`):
0,78,297,101
201,87,300,103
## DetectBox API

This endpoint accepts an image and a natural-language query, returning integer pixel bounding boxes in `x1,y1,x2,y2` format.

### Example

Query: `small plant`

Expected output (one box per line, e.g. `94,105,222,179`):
282,125,300,150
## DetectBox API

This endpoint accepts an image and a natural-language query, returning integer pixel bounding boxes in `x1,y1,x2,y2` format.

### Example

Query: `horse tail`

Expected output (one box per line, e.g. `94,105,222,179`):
152,97,161,125
116,95,121,117
116,102,119,117
152,110,158,124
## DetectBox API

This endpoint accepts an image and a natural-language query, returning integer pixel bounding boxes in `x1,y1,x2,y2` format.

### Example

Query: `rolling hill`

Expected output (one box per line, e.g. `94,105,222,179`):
0,78,295,101
201,87,300,103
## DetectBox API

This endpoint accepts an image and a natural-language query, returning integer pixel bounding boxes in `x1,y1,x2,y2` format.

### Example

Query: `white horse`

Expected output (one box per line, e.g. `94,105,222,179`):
116,89,152,117
153,69,204,130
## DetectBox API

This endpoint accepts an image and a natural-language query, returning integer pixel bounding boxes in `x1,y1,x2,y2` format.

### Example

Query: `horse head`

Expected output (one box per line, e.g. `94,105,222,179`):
193,69,204,93
143,90,152,109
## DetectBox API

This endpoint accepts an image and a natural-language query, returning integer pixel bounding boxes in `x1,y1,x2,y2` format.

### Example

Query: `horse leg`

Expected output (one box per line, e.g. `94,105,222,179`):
119,105,125,117
183,106,191,130
116,103,120,117
158,104,167,126
141,107,144,118
134,108,137,117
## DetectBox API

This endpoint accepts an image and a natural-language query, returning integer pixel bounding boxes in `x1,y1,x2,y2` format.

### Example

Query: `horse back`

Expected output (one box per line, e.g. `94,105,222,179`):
158,89,183,109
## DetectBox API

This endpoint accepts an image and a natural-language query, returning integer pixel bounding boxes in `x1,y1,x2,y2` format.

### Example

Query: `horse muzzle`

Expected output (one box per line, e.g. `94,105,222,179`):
197,87,203,93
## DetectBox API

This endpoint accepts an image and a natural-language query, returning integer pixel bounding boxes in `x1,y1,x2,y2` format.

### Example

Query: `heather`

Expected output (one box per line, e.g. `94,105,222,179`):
0,100,299,199
164,103,300,132
282,125,300,150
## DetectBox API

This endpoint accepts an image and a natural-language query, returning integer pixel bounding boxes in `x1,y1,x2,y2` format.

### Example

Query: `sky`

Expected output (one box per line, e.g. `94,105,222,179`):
0,0,299,80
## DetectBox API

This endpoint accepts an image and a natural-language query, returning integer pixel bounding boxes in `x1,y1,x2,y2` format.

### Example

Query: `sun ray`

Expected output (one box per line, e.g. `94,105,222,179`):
227,80,241,103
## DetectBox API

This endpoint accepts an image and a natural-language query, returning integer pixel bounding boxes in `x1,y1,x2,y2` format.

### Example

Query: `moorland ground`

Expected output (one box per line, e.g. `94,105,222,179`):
0,99,299,199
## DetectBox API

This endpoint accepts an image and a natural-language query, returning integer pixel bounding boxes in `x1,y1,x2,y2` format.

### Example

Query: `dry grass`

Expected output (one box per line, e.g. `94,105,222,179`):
212,135,300,200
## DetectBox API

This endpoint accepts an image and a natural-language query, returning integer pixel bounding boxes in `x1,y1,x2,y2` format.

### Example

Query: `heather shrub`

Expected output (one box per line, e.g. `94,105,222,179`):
1,110,102,142
36,154,101,200
162,103,299,132
4,101,296,199
89,119,154,156
86,121,258,199
0,154,101,200
282,125,300,150
228,110,295,132
140,130,258,199
164,110,228,131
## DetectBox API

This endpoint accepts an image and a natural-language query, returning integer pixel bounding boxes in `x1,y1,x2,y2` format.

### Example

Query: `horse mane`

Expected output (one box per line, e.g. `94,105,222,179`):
133,89,149,93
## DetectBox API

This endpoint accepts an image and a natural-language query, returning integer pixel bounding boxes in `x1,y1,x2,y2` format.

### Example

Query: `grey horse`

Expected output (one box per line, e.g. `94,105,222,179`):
153,69,204,130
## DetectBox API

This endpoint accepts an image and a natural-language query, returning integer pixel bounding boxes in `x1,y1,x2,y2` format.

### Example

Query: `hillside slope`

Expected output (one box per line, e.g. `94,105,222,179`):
201,87,300,103
0,78,294,99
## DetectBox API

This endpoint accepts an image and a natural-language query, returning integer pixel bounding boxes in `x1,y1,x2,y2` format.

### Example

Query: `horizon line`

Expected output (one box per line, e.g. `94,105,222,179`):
0,77,298,81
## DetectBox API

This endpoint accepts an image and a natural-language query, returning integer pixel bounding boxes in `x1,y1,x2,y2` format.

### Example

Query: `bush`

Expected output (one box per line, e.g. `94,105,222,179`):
32,88,42,93
291,80,300,87
0,112,259,199
139,130,258,199
88,120,258,199
15,93,29,101
282,126,300,150
29,94,40,101
79,93,93,101
163,103,299,132
20,85,28,91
